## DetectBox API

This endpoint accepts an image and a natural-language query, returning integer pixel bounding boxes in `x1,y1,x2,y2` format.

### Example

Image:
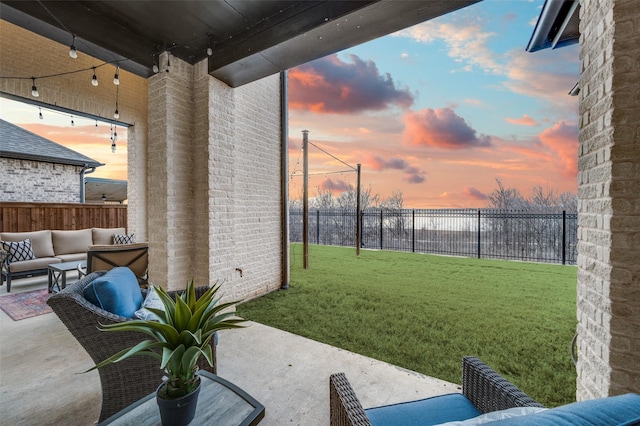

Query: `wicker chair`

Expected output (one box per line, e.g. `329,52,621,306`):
329,356,543,426
47,271,216,422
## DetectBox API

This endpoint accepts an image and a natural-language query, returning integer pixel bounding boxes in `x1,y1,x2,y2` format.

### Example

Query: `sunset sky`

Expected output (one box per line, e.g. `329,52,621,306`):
1,0,579,208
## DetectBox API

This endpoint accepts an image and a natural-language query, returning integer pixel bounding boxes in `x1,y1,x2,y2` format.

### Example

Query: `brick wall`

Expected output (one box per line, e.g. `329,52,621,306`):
3,19,286,302
0,158,81,202
577,0,640,399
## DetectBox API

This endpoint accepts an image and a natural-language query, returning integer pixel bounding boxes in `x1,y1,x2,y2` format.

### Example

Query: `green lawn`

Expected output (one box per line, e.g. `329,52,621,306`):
237,244,577,407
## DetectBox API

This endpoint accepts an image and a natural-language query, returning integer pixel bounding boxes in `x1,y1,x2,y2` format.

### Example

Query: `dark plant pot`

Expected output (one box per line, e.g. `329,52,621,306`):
156,380,201,426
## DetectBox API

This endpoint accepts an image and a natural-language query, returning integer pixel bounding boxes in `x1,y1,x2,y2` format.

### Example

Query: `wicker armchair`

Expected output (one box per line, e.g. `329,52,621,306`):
47,271,216,422
330,356,543,426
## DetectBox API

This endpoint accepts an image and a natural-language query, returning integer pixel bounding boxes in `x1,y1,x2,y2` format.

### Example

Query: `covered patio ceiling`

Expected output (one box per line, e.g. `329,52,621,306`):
1,0,480,87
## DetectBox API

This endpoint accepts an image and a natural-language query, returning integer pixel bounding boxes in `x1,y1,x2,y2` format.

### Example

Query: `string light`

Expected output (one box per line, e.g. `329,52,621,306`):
39,107,43,119
69,35,78,59
114,84,120,119
113,65,120,85
166,53,171,73
31,77,39,97
91,67,99,86
70,115,75,126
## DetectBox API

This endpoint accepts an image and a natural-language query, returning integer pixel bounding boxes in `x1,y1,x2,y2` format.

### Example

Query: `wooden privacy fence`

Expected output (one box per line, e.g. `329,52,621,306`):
0,202,127,233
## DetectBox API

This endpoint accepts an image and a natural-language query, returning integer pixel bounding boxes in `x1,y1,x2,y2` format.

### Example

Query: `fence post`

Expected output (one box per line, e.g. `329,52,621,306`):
360,211,364,248
380,210,383,250
477,210,481,259
562,210,566,265
412,210,415,253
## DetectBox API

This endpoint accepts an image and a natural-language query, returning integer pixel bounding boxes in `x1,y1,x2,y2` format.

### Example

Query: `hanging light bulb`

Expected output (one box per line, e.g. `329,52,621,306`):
31,77,39,97
207,47,213,56
71,116,75,126
95,120,98,127
111,141,116,153
114,84,120,119
91,67,99,86
113,65,120,85
114,108,119,119
166,54,171,73
39,107,43,120
153,61,159,73
69,35,78,59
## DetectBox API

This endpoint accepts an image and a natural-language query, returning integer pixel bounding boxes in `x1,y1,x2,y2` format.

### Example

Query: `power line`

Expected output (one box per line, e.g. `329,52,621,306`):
308,140,356,171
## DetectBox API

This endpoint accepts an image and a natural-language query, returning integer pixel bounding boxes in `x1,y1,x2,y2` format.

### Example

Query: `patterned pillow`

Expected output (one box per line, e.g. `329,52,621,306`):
113,234,135,245
1,239,35,263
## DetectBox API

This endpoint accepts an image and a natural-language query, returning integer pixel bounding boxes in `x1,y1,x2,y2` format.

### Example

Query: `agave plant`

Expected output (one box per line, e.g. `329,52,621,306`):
88,280,246,398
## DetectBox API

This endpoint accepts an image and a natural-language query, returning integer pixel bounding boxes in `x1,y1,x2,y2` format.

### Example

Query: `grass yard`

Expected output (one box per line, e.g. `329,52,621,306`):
237,244,578,407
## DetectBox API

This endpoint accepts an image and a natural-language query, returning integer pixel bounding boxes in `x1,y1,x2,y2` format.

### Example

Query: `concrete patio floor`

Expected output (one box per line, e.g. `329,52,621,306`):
0,277,460,425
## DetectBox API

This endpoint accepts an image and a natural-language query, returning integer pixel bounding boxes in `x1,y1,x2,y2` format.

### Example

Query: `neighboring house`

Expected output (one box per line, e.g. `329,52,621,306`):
85,176,127,204
0,118,103,203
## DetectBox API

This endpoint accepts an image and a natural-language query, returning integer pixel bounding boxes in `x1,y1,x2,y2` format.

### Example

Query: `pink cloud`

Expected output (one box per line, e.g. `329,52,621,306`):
538,122,578,178
463,186,488,200
505,114,538,126
319,178,351,192
289,54,414,114
402,107,491,149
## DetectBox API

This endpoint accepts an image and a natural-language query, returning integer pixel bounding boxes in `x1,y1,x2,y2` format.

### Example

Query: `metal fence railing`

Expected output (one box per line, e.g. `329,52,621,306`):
289,208,578,265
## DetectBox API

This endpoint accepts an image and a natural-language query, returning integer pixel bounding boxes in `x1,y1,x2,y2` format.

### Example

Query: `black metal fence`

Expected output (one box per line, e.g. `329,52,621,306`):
290,208,578,265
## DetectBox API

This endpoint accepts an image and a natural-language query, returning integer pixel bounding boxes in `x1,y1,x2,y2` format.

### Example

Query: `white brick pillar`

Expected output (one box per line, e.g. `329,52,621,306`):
577,0,640,399
147,53,196,290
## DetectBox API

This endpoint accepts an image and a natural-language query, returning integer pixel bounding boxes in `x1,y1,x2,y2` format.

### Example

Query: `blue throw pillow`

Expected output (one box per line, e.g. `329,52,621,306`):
365,393,481,426
84,267,143,318
486,393,640,425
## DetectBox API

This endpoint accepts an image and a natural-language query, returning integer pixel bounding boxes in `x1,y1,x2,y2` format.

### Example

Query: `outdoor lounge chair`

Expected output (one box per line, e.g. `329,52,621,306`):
330,356,543,426
47,271,216,422
79,243,149,287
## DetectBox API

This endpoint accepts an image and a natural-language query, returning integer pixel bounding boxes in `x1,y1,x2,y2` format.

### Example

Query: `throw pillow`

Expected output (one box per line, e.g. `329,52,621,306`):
113,234,135,244
83,267,143,317
134,286,165,321
1,239,35,263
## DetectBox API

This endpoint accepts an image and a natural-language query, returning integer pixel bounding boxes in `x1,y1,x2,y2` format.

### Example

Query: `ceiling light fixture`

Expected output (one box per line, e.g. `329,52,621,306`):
31,77,39,97
91,67,99,86
69,35,78,59
113,65,120,85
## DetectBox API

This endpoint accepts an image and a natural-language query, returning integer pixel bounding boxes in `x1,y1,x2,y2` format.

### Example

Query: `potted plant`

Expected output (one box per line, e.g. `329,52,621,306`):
88,280,246,426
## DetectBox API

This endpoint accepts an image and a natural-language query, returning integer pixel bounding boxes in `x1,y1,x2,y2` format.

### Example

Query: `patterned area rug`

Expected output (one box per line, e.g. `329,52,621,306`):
0,289,53,321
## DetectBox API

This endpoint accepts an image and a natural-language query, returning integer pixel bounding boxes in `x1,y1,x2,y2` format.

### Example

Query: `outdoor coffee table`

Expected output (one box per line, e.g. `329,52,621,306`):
47,260,86,293
97,371,265,426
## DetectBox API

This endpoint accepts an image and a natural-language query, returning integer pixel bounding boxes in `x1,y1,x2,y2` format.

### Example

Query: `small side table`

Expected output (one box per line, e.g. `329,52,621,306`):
98,371,265,426
48,260,86,293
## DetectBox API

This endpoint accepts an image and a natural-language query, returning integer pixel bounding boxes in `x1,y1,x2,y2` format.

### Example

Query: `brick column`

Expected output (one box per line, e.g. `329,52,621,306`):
147,53,196,290
577,0,640,399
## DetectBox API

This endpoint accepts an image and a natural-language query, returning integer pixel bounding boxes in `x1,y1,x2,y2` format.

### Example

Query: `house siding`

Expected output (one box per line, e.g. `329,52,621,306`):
0,158,81,203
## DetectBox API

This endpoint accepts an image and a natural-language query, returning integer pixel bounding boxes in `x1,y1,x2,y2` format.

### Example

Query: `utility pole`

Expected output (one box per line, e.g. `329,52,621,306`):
356,163,361,256
302,130,309,269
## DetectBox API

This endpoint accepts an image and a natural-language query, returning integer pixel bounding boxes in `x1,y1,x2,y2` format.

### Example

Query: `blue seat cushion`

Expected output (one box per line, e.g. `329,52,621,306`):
365,393,481,426
486,393,640,425
84,267,143,318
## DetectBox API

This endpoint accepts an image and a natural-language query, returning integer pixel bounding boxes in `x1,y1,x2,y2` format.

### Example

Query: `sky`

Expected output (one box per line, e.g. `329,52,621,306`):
0,0,579,208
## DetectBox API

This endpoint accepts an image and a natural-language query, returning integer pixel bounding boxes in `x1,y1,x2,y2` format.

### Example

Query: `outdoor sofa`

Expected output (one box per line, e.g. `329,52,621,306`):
0,227,126,291
330,356,640,425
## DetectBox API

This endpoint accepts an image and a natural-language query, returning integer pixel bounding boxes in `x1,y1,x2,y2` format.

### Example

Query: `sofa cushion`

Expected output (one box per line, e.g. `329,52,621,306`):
1,239,35,262
0,230,54,258
435,407,548,425
52,229,93,255
83,267,143,318
92,227,126,245
365,393,482,426
7,257,60,272
55,253,87,262
483,393,640,425
113,234,135,245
